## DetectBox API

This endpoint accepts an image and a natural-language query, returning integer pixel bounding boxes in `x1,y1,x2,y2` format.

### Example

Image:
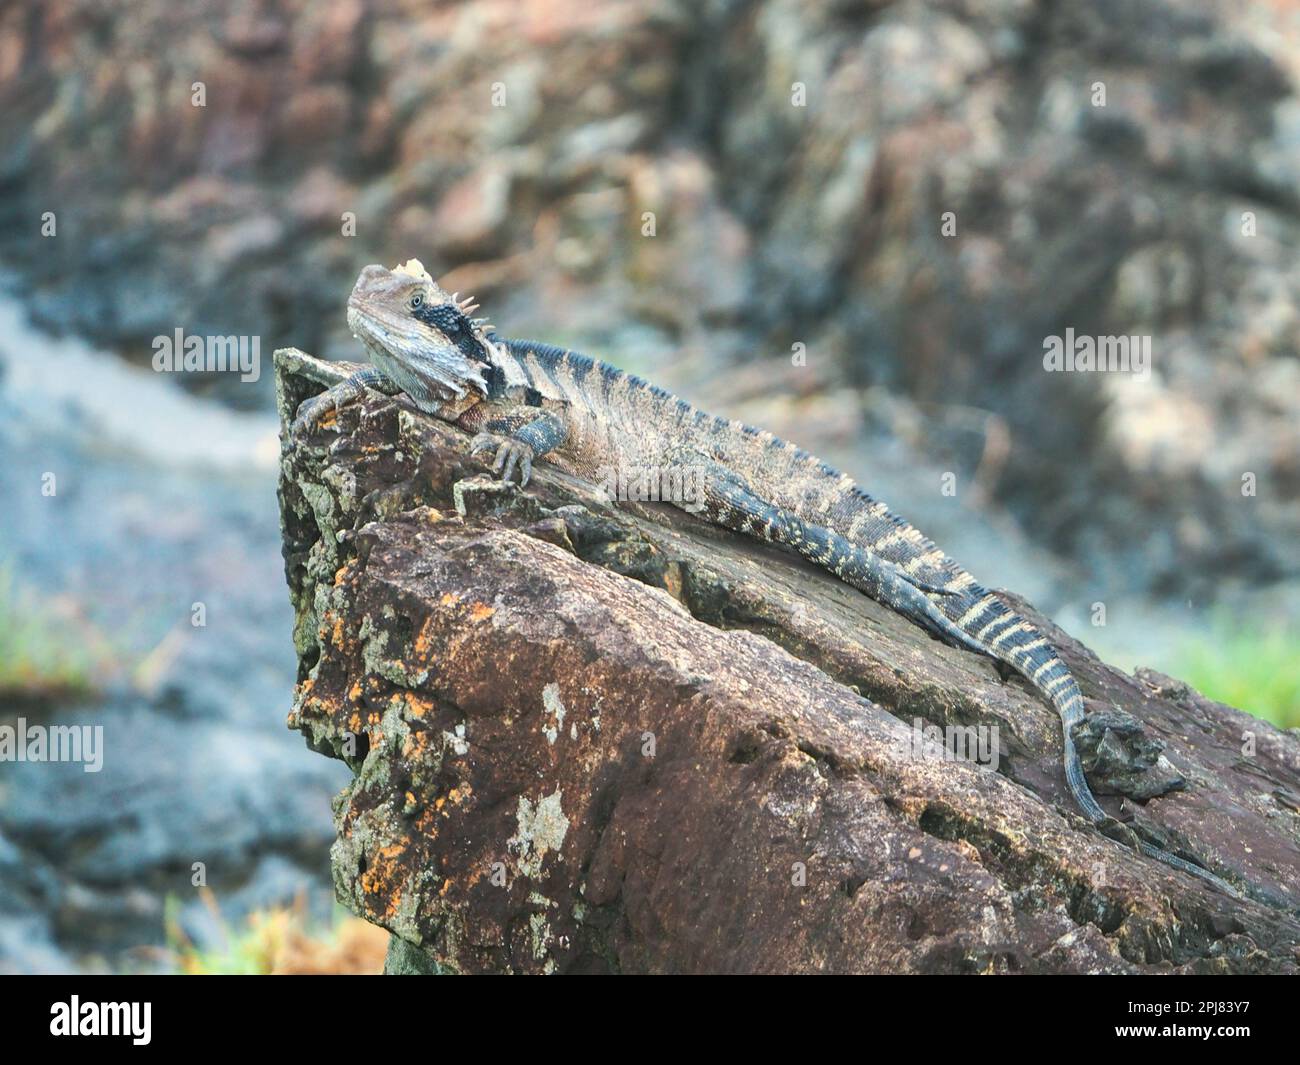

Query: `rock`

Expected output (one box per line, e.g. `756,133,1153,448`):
429,164,512,256
276,348,1300,974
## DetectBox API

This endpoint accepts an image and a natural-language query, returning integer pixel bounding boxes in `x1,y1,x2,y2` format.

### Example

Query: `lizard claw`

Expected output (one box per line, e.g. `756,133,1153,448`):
290,392,337,441
470,433,535,486
494,440,535,486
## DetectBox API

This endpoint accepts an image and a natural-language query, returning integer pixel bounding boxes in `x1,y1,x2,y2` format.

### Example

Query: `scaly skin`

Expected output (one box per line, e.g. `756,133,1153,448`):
291,260,1240,897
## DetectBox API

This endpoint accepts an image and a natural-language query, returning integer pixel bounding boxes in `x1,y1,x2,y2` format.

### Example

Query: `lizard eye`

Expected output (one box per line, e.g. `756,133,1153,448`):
409,293,424,310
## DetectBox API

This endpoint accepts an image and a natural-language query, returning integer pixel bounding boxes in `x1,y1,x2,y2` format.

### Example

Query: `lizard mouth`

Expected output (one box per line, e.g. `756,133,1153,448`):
347,302,414,351
346,303,371,339
346,301,490,400
346,304,391,356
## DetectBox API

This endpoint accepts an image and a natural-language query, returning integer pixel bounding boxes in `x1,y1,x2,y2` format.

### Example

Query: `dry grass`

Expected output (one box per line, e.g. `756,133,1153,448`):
164,889,388,975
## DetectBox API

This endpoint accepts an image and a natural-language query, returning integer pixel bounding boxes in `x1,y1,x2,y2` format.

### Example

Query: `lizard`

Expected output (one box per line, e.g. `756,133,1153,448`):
290,258,1240,898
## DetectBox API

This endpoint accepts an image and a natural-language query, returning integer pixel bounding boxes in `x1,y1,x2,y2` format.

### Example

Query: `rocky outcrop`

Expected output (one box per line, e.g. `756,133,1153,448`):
4,0,1299,594
277,349,1300,974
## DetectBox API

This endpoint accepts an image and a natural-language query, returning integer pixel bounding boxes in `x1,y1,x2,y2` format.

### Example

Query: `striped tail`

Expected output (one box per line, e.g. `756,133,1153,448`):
952,592,1107,821
948,590,1239,895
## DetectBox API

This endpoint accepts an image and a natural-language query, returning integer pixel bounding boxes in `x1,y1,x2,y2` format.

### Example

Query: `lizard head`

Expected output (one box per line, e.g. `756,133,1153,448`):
347,260,499,403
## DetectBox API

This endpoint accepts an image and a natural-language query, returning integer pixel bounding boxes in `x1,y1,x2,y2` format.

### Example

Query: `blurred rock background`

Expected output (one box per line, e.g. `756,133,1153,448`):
0,0,1296,971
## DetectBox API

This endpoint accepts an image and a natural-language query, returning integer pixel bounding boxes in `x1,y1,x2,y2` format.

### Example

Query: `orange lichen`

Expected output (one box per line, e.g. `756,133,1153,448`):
413,617,435,657
401,693,438,719
469,602,495,622
359,843,408,920
294,685,344,721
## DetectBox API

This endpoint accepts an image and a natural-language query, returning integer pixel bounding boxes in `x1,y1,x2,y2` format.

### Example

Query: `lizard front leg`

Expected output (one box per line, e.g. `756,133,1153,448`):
469,409,568,487
291,365,398,438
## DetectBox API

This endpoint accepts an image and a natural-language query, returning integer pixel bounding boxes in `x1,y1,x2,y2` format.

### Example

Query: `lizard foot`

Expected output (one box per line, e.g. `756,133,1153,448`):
290,392,342,442
290,370,393,444
471,433,535,486
1072,707,1186,801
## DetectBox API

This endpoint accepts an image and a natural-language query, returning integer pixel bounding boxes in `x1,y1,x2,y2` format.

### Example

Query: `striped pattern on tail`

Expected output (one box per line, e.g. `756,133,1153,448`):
944,588,1107,823
929,584,1237,894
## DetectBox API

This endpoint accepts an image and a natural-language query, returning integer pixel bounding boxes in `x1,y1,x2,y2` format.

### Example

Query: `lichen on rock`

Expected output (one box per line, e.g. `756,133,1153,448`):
277,348,1300,974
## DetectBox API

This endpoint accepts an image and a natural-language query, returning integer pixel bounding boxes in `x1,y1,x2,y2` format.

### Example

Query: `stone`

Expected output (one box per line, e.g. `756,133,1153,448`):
276,348,1300,974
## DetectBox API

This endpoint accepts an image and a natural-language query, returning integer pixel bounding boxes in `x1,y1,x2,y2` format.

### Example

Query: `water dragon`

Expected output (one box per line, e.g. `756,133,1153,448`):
290,259,1239,897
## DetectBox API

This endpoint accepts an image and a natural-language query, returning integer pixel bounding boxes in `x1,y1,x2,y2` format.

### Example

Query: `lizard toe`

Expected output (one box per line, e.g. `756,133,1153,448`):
290,394,330,438
493,441,536,485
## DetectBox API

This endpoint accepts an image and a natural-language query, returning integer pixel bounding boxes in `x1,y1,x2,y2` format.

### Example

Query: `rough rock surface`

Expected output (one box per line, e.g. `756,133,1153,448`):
277,349,1300,974
4,0,1299,593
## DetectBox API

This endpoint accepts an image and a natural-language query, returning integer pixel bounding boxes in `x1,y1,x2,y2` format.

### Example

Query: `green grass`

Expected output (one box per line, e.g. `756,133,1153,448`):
0,564,97,701
1172,623,1300,729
